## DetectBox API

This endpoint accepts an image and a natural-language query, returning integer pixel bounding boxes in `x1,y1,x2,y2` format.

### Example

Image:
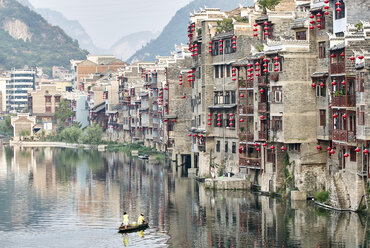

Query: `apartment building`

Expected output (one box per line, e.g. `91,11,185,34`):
7,68,35,113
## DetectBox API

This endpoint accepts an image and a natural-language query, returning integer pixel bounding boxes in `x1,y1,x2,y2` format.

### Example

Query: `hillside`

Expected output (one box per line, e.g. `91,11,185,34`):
128,0,253,62
111,31,159,61
0,0,88,73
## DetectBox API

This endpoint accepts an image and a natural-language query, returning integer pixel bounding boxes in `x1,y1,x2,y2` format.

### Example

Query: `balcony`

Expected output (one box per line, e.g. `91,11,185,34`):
240,132,254,142
333,129,346,142
258,102,268,113
239,157,261,169
332,95,355,107
258,76,268,86
330,63,345,75
258,131,267,140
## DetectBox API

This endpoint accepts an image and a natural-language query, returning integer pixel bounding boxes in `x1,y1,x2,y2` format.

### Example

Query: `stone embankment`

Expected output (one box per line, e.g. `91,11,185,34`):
9,141,107,151
204,177,250,190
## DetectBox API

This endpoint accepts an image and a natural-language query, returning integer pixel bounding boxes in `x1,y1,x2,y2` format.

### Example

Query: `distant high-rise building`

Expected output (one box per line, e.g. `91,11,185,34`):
7,68,36,113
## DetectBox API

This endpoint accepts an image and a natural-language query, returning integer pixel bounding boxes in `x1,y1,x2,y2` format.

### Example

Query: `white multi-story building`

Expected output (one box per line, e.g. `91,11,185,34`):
7,68,36,113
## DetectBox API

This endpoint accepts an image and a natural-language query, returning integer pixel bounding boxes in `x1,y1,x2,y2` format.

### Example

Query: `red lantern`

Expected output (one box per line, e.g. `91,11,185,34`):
182,95,186,99
256,147,261,152
340,52,345,57
260,88,264,94
333,114,338,118
229,113,234,117
336,7,341,12
355,147,361,152
188,134,192,137
331,81,337,85
240,119,244,122
270,145,275,150
217,122,221,126
217,114,221,117
274,56,279,61
320,83,325,87
240,94,245,97
260,116,265,120
312,83,317,88
208,122,212,126
281,146,286,151
316,146,322,150
358,55,364,60
326,147,332,151
329,150,335,155
342,114,347,119
229,118,233,122
350,56,356,61
341,81,346,85
208,113,212,116
262,143,267,147
193,134,197,137
344,153,349,158
229,123,234,127
364,149,369,155
330,54,336,58
254,143,258,147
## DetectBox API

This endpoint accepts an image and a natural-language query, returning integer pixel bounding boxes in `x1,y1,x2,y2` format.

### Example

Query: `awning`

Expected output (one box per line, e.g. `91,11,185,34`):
208,104,237,109
311,71,329,78
92,102,105,113
163,115,177,119
329,43,345,51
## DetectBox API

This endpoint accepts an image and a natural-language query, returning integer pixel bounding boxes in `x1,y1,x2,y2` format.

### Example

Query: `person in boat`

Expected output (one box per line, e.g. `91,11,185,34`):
137,213,145,225
122,212,129,230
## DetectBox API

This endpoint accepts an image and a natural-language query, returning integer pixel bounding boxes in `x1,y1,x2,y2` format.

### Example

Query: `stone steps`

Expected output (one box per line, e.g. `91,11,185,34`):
333,173,350,209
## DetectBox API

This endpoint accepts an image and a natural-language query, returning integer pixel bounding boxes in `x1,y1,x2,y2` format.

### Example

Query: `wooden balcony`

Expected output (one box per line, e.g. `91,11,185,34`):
246,81,254,89
330,63,345,74
240,132,254,142
258,102,268,113
258,131,267,140
333,129,348,142
258,76,268,86
332,95,355,107
239,157,261,169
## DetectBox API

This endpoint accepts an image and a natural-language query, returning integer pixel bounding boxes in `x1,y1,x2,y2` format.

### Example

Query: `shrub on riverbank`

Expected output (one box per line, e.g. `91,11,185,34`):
314,191,329,204
106,142,166,160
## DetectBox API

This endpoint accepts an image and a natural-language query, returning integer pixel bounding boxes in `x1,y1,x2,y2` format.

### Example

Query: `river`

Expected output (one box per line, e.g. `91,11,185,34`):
0,146,368,247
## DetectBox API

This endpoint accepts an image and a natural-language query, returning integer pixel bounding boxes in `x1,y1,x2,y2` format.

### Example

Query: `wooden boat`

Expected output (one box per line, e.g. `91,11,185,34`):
118,222,149,233
138,155,149,160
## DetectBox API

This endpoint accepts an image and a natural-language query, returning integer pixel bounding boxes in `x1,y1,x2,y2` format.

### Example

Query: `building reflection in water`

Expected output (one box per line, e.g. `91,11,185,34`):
0,145,368,247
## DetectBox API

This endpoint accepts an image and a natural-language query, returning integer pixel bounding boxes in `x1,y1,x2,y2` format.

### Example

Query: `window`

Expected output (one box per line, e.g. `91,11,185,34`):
271,116,282,131
214,91,223,105
198,115,201,126
225,39,231,54
55,96,61,103
212,41,219,56
319,42,326,59
45,95,51,103
231,91,236,104
226,65,231,77
335,1,345,20
216,141,220,152
225,141,228,153
45,106,51,113
214,66,219,78
271,86,282,103
288,143,301,152
55,106,59,112
316,80,326,97
358,105,365,125
224,92,230,104
296,31,307,40
220,65,224,78
267,149,275,163
357,72,365,92
320,110,326,126
232,142,236,153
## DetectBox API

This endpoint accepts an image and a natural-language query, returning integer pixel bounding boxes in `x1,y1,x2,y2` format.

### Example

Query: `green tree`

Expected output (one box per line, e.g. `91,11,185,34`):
258,0,281,13
80,124,103,145
59,126,82,143
0,115,14,136
216,18,234,33
55,99,74,128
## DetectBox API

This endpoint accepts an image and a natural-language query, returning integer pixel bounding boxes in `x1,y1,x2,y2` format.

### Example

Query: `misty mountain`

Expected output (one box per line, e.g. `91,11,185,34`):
111,31,159,61
0,0,87,73
128,0,254,62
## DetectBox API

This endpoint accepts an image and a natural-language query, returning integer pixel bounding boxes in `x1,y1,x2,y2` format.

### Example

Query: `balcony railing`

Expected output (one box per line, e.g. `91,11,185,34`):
258,76,268,86
258,102,268,112
246,81,254,89
240,132,254,142
332,95,355,107
258,131,267,140
330,63,345,74
333,129,347,142
239,157,261,169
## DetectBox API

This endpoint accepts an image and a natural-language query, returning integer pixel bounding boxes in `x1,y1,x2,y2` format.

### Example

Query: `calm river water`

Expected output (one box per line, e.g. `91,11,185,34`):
0,145,369,248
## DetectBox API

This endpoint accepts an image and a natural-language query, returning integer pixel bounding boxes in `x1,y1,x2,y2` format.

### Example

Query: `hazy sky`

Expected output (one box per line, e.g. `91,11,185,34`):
29,0,192,48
